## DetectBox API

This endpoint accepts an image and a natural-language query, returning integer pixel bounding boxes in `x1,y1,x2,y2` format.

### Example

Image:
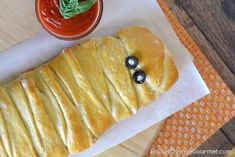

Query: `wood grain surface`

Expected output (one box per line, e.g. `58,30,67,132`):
96,122,164,157
189,118,235,157
176,0,235,76
190,129,234,157
163,0,235,156
165,0,235,93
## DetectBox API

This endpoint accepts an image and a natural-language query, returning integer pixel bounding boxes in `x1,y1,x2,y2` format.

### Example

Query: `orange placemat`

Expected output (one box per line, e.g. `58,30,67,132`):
146,0,235,156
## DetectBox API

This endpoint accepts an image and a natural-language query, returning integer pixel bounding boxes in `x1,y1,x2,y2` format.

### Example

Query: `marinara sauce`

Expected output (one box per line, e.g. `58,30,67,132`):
36,0,100,39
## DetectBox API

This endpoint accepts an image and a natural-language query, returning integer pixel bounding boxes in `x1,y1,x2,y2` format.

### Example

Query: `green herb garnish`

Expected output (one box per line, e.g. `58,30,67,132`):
59,0,97,19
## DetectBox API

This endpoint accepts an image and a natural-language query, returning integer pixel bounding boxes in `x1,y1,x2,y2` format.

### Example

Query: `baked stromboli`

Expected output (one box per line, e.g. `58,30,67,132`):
0,26,178,156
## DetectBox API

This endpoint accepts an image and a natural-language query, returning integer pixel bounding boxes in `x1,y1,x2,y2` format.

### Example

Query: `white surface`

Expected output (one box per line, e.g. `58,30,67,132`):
0,0,210,157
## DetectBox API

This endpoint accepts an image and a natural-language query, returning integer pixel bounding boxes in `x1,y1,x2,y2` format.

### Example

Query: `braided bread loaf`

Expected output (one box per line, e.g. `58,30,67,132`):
0,26,178,157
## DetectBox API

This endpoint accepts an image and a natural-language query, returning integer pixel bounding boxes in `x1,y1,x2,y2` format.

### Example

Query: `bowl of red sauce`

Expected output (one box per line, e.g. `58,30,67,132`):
36,0,103,40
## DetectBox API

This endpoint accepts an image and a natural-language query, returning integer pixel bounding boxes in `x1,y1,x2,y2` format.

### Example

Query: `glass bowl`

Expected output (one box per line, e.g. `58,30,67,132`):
35,0,103,40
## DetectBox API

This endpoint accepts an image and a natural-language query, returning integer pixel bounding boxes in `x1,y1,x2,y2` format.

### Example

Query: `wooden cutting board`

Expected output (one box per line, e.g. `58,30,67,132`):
0,0,164,156
96,122,164,157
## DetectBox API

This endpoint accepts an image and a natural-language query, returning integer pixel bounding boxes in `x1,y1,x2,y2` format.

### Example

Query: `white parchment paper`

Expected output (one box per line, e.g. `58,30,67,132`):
0,0,210,156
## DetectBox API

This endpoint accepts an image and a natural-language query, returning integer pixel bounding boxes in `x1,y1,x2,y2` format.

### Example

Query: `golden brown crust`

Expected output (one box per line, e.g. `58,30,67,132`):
70,39,131,121
116,26,165,93
0,87,38,157
70,39,112,113
0,109,12,157
116,26,178,96
0,26,178,157
6,77,68,157
130,75,155,108
31,72,67,146
21,76,68,157
63,50,114,135
157,47,179,93
96,36,138,113
38,65,93,154
105,78,131,121
48,50,114,138
0,138,7,157
6,79,44,156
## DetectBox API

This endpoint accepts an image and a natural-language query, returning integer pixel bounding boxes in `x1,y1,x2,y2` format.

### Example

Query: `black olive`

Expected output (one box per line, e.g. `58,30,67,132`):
133,70,146,84
125,56,138,69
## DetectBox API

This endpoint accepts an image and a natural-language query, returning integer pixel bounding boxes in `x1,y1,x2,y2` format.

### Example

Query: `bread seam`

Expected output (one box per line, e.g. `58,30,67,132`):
0,137,8,157
49,66,76,108
117,37,142,110
117,37,157,102
104,78,131,121
157,45,169,95
63,50,114,137
0,87,38,157
96,48,131,112
89,40,112,113
70,40,112,113
5,83,42,156
117,37,151,90
32,72,68,147
0,26,179,156
18,79,45,155
0,109,12,157
49,52,99,137
48,65,95,141
96,37,138,113
68,51,109,114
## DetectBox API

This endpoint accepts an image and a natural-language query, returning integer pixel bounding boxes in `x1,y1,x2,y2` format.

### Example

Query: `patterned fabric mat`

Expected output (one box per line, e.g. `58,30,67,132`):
146,0,235,156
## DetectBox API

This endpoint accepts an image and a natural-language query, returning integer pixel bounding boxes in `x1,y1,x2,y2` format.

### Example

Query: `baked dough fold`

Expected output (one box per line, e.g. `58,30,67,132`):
0,26,178,156
96,36,138,113
0,87,37,157
116,26,178,95
48,50,114,138
38,65,94,153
